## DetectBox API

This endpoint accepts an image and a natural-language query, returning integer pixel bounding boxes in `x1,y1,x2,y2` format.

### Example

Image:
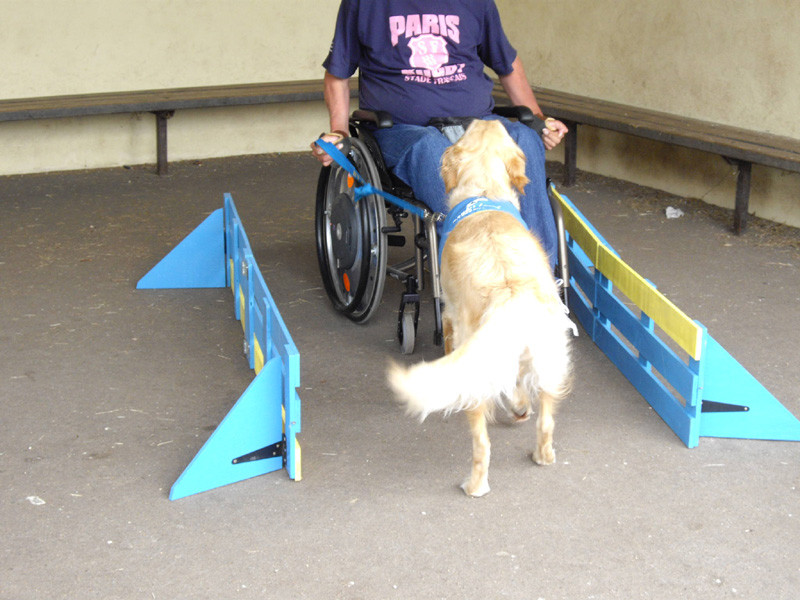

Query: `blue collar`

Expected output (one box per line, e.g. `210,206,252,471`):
439,197,527,263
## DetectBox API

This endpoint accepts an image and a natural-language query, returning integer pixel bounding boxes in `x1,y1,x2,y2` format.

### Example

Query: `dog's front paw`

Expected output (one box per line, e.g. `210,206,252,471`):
533,443,556,466
461,477,491,497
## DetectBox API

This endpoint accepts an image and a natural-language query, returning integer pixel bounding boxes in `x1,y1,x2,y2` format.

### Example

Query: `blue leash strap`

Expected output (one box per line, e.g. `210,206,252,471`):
315,137,427,219
315,137,364,185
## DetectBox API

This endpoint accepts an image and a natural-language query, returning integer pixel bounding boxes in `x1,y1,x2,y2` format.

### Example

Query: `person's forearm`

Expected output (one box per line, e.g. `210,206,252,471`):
498,56,545,119
499,56,567,150
324,71,352,133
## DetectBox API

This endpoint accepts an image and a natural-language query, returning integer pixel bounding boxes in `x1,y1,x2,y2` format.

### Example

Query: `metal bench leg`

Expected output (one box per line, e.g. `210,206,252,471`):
153,110,175,176
562,121,577,187
733,159,752,235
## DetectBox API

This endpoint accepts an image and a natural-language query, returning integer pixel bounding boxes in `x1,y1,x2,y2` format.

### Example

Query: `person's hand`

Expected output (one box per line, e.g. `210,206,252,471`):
310,130,348,167
541,118,568,151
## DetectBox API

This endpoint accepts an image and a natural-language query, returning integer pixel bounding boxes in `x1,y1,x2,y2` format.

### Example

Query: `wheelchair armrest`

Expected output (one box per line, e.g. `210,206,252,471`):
492,105,546,133
351,109,394,129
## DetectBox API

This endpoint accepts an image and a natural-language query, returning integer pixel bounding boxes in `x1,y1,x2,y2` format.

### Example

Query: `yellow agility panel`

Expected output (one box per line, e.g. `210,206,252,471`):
283,405,302,482
293,440,302,481
553,187,601,264
239,288,246,334
253,336,265,375
597,246,703,360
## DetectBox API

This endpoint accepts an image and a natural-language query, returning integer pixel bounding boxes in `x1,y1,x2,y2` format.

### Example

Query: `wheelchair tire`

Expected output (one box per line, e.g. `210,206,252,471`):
315,137,388,323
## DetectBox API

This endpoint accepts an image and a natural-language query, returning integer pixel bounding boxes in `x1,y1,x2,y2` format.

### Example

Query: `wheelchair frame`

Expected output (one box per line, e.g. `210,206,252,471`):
315,107,570,354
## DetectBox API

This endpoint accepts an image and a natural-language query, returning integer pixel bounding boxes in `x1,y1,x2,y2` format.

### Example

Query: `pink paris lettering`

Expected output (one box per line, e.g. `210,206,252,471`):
389,14,460,46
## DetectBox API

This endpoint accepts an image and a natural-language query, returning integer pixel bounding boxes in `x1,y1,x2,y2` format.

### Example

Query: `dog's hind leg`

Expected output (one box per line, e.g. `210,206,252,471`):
508,351,534,422
461,406,491,497
442,315,454,355
509,384,533,422
533,392,556,466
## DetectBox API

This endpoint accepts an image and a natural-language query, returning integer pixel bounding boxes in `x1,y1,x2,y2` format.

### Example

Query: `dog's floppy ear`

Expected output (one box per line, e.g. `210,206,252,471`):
505,143,529,195
441,145,461,193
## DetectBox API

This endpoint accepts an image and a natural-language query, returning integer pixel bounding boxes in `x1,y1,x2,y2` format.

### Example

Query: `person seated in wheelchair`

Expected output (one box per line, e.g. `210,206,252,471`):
311,0,569,266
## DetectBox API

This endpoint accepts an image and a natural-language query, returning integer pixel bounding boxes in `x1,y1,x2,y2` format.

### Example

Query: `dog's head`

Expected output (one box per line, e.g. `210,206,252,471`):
441,120,529,208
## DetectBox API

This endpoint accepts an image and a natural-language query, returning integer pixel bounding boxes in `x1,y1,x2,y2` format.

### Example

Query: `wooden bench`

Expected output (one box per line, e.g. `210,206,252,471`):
495,86,800,233
0,79,358,176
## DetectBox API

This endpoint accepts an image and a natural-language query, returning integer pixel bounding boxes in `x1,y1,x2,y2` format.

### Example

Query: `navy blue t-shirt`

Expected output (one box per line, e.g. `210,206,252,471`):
323,0,518,126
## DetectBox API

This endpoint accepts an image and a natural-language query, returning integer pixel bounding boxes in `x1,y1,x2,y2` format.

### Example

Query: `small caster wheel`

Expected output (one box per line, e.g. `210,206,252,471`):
399,309,416,355
397,276,420,354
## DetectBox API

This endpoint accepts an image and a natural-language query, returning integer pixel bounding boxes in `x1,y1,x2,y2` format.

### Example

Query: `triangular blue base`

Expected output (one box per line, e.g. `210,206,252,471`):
699,335,800,442
170,358,285,500
137,208,226,289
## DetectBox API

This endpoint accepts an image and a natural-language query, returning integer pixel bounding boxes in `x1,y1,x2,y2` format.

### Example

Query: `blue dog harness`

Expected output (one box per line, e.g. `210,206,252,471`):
438,197,527,263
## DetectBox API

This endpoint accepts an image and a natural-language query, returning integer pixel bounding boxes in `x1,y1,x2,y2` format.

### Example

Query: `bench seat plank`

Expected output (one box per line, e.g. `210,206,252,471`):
494,84,800,232
0,79,358,122
530,87,800,173
0,78,358,176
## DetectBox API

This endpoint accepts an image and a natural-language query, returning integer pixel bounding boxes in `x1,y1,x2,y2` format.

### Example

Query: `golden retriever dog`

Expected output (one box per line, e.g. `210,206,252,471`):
387,119,573,497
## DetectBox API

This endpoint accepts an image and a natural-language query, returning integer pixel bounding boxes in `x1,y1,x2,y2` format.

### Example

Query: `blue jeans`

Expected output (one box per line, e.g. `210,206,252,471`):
372,116,557,266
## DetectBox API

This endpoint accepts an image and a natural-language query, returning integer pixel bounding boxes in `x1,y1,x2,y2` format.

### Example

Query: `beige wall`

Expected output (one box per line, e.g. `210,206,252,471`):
0,0,341,173
499,0,800,137
3,1,333,97
497,0,800,226
1,0,798,227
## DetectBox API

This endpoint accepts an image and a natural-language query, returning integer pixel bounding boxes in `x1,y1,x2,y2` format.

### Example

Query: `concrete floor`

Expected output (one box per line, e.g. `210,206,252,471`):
2,154,799,600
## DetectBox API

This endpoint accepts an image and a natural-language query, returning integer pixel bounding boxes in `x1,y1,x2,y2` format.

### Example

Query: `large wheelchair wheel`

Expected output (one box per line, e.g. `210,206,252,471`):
315,137,388,323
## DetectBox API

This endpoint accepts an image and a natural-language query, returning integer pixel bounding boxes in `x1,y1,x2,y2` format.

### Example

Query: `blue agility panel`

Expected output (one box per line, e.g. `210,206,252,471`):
137,194,301,499
552,184,800,448
223,193,302,482
136,209,226,289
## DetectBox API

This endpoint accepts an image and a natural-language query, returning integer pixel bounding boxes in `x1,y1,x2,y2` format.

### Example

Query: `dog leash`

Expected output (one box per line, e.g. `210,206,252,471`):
315,136,579,337
314,137,428,219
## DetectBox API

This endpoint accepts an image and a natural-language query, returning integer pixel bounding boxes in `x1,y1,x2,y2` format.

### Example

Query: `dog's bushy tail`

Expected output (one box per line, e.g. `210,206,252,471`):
387,293,570,420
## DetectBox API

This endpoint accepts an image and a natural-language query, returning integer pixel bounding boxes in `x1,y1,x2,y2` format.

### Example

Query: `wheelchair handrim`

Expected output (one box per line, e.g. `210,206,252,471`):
315,138,387,322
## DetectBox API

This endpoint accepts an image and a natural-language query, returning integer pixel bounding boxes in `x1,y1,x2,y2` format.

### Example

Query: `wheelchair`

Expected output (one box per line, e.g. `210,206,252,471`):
315,106,570,354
